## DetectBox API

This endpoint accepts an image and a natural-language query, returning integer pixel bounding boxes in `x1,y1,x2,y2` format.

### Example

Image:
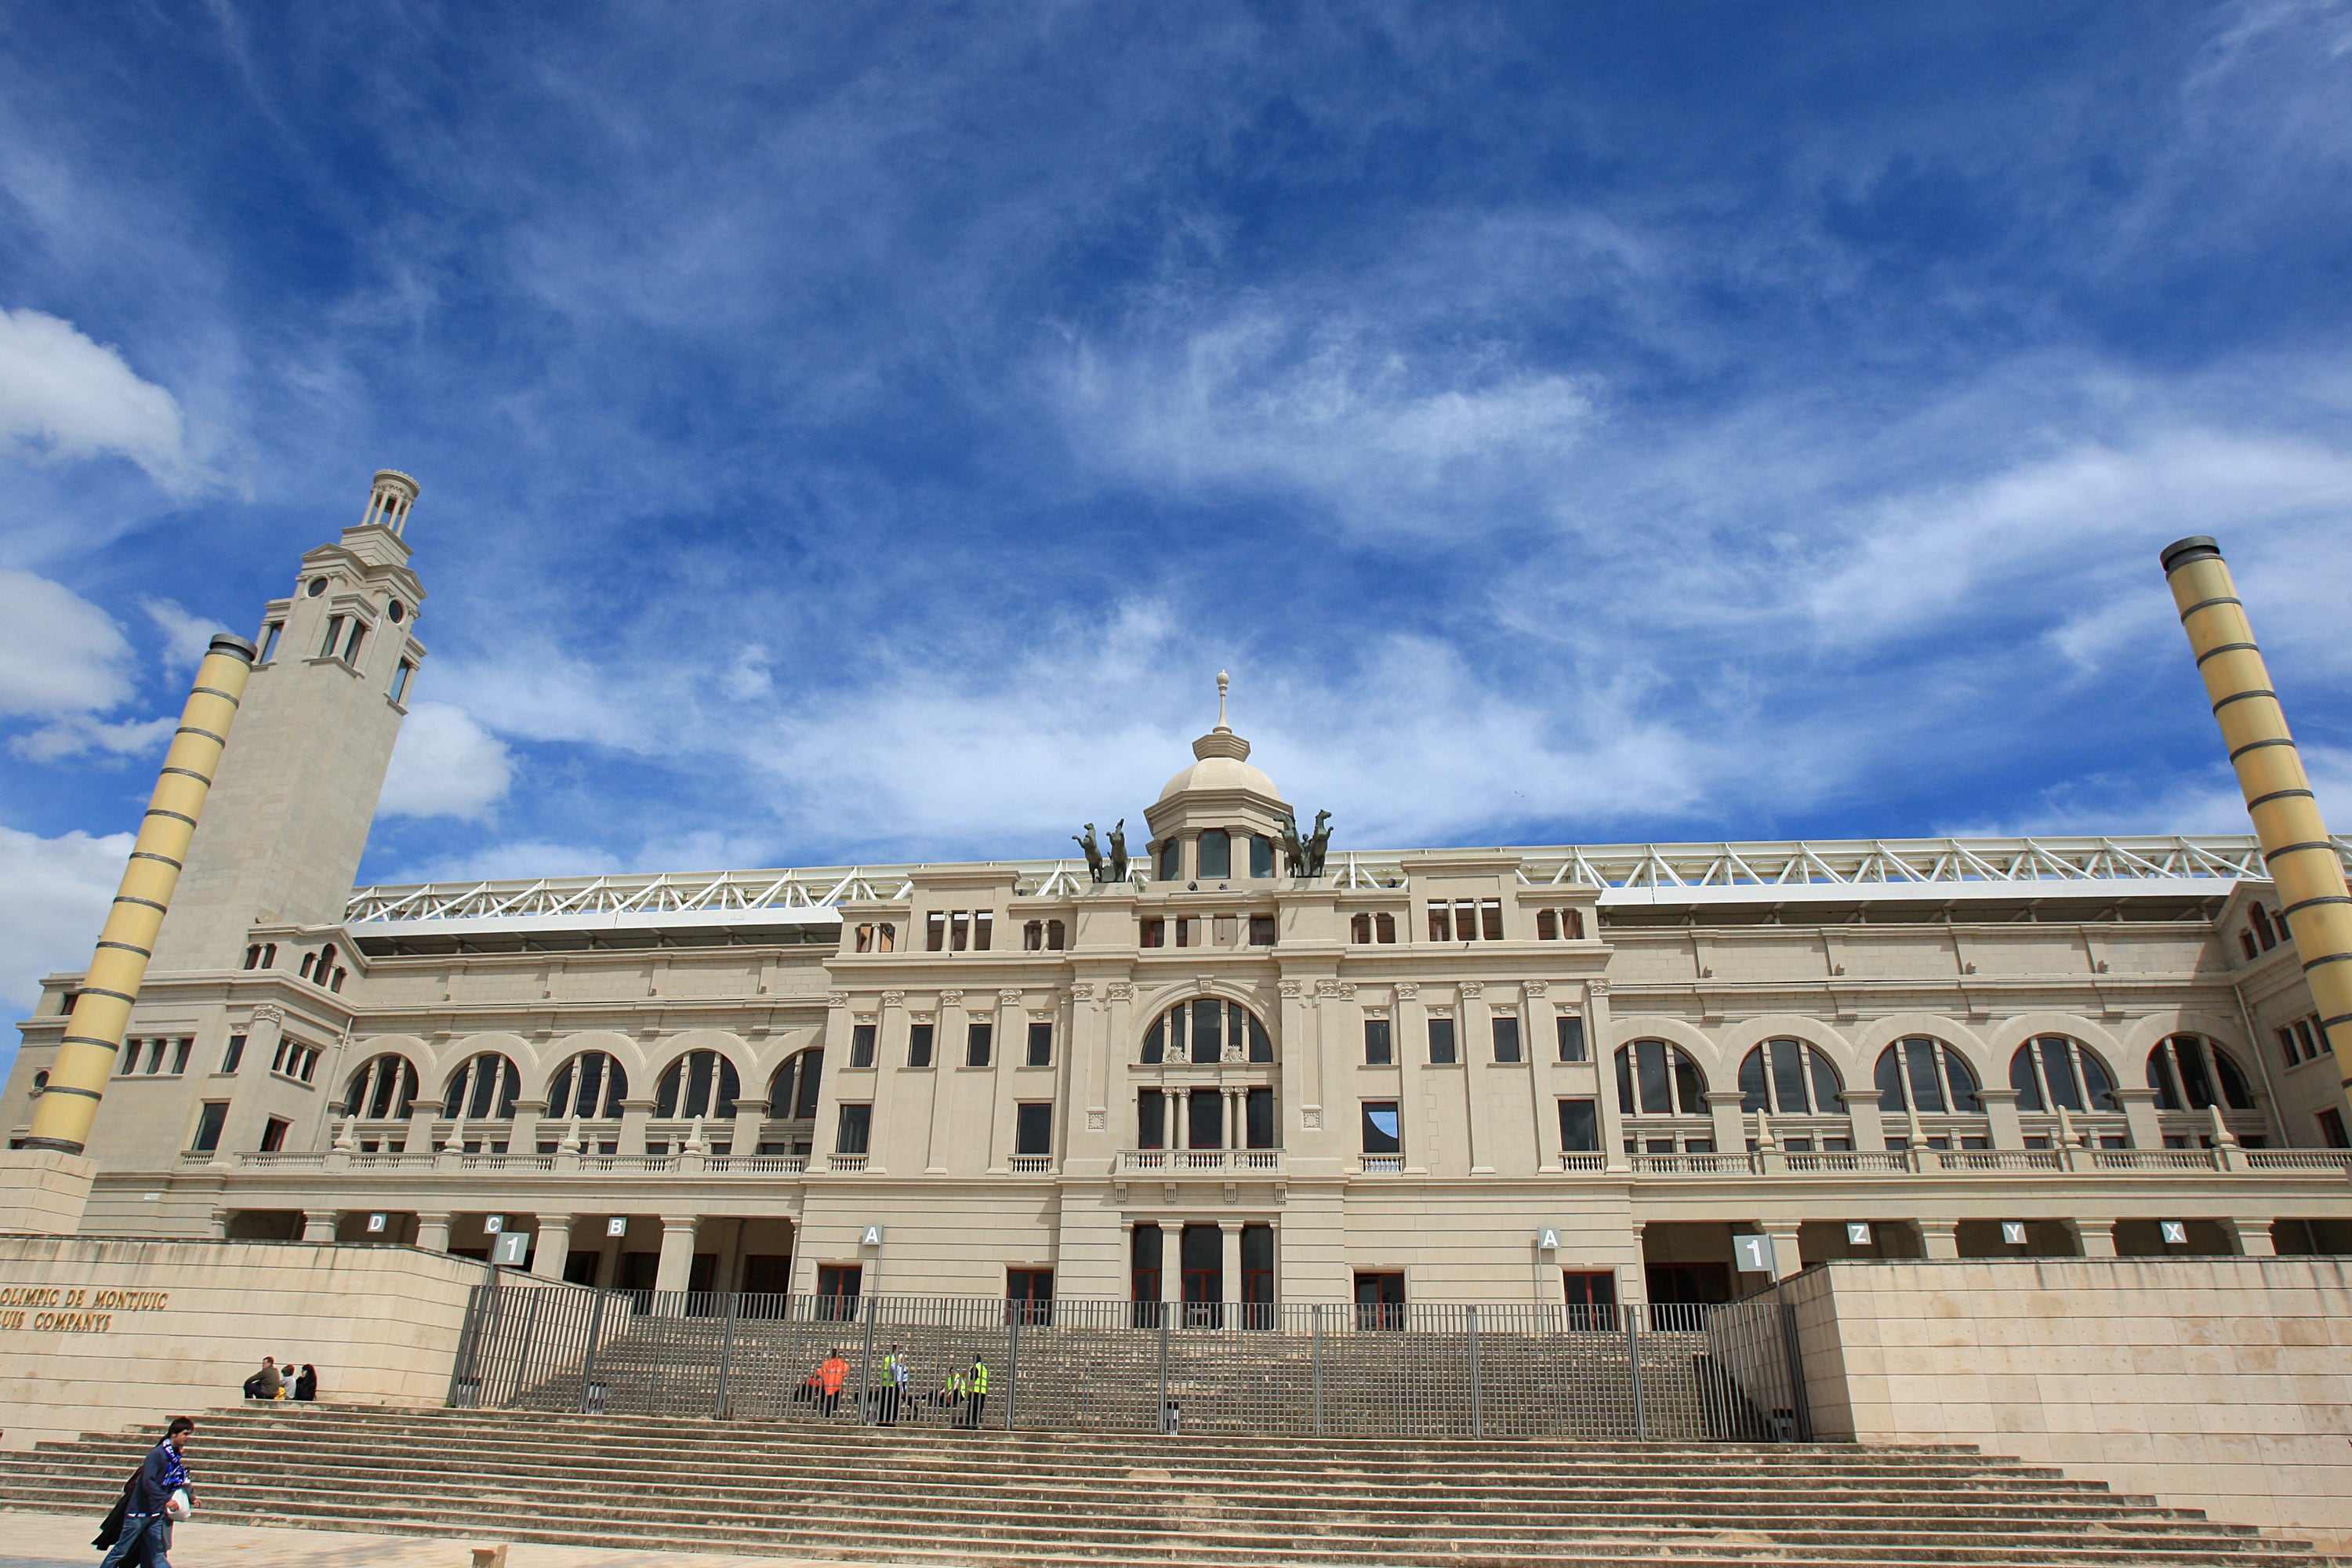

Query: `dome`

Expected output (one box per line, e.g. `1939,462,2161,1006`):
1158,724,1282,802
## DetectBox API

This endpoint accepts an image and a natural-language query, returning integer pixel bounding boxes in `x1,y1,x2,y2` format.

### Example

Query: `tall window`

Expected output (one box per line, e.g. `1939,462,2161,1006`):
1363,1018,1393,1065
546,1052,628,1120
835,1103,872,1155
907,1025,935,1069
654,1051,740,1119
341,1054,418,1120
1015,1103,1052,1156
967,1022,993,1066
390,659,415,704
191,1102,229,1154
1142,1000,1272,1065
1613,1040,1707,1116
1739,1039,1843,1116
2009,1037,2116,1113
1138,1088,1165,1149
1240,1224,1275,1324
1198,829,1232,879
1026,1021,1053,1067
848,1024,877,1069
1427,1018,1457,1065
1187,1089,1223,1149
1491,1017,1523,1064
1245,1086,1276,1148
1556,1015,1588,1062
1559,1098,1599,1152
1131,1224,1163,1316
2147,1035,2256,1112
1361,1102,1402,1156
1249,834,1275,877
1875,1039,1980,1114
1157,837,1181,880
445,1054,521,1120
768,1049,823,1118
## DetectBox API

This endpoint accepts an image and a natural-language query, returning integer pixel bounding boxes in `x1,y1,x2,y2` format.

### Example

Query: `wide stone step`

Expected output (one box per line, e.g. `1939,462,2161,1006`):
1,1406,2319,1568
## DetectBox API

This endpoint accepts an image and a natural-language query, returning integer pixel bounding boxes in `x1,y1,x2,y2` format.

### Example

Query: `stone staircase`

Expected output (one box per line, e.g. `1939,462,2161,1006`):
0,1403,2330,1566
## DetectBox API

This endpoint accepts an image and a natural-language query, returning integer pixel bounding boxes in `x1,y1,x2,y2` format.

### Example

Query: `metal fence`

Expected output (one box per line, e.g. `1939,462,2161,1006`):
448,1283,1813,1442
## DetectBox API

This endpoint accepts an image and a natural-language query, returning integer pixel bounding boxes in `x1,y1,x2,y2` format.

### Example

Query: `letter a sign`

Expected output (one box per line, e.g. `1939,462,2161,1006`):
1537,1229,1561,1251
862,1225,885,1248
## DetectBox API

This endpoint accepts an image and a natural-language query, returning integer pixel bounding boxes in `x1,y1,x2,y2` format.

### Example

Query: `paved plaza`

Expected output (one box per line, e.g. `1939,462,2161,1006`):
0,1512,890,1568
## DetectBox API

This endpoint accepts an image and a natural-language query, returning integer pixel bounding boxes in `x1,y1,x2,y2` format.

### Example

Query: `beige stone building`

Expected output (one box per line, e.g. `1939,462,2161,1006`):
8,481,2351,1317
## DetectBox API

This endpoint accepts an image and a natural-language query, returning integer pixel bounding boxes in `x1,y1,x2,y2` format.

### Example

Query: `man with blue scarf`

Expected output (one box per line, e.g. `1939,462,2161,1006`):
94,1416,194,1568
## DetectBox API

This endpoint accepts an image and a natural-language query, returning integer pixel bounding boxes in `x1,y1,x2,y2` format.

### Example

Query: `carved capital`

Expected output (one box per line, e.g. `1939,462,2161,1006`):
1457,980,1483,999
248,1003,285,1027
1394,982,1419,1000
826,991,849,1007
1523,980,1548,999
1279,978,1304,999
880,990,906,1007
939,989,964,1007
1069,981,1094,1002
1313,978,1352,1000
1105,982,1134,1001
1585,978,1610,998
998,988,1024,1008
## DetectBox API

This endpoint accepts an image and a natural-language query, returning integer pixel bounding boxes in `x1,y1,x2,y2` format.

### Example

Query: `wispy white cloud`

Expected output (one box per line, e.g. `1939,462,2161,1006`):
0,568,134,718
0,824,127,1015
8,713,175,764
0,308,211,493
378,701,515,822
140,597,231,674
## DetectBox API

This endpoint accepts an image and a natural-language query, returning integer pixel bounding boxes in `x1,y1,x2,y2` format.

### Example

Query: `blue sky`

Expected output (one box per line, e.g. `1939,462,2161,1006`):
4,2,2352,1017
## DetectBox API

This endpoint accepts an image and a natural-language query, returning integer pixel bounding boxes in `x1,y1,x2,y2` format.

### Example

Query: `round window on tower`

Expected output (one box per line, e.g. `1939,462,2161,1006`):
387,599,405,623
307,577,328,597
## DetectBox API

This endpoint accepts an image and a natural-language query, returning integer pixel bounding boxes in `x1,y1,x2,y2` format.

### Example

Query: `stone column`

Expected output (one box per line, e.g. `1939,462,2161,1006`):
299,1209,338,1243
1221,1220,1242,1315
654,1214,699,1294
1841,1086,1888,1153
416,1210,452,1253
2225,1216,2278,1258
1160,1223,1179,1316
1460,982,1496,1174
1917,1218,1962,1261
1974,1086,2023,1149
2075,1218,2118,1258
404,1096,444,1159
1762,1220,1806,1280
2113,1086,2164,1151
1395,982,1428,1173
730,1097,765,1160
510,1097,546,1156
1585,982,1628,1172
209,1209,230,1240
1703,1091,1747,1160
618,1096,655,1157
533,1214,575,1279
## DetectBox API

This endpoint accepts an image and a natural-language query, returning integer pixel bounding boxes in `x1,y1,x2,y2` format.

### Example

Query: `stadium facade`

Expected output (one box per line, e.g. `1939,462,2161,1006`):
8,474,2351,1316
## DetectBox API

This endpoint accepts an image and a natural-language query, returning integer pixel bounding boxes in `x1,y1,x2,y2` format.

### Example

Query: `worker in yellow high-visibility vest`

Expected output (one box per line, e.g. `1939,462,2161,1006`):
962,1355,989,1428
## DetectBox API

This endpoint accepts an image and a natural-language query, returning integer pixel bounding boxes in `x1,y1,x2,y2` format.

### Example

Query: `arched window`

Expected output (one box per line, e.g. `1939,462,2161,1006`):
546,1051,628,1120
299,953,315,981
2249,904,2277,950
1199,829,1232,880
1024,920,1044,950
318,944,337,973
767,1048,824,1119
444,1054,521,1121
2009,1036,2117,1113
1739,1039,1843,1116
655,1051,741,1119
1875,1039,1981,1115
341,1054,418,1120
2147,1034,2256,1112
1614,1041,1707,1116
1143,999,1272,1065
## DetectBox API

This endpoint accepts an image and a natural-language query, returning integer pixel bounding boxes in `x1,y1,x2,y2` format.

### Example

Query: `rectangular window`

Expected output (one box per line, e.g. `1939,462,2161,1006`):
1246,1086,1275,1149
1213,913,1237,946
191,1102,229,1153
320,615,345,658
390,659,414,703
1363,1018,1393,1065
1492,1017,1522,1063
966,1022,993,1067
1131,1224,1163,1316
1141,917,1165,948
908,1022,935,1068
1428,904,1451,942
927,912,946,952
2296,1018,2322,1063
260,1116,291,1153
1361,1102,1402,1156
1198,829,1231,879
1563,1270,1616,1327
1556,1015,1587,1063
1006,1269,1054,1323
1025,1021,1053,1067
344,621,367,662
848,1024,877,1069
259,621,283,662
1188,1089,1224,1149
835,1103,872,1155
974,911,993,951
1428,1017,1457,1065
2321,1108,2350,1149
220,1034,245,1074
2279,1026,2302,1068
1240,1223,1275,1322
1157,837,1181,880
1248,913,1276,946
816,1264,862,1315
1015,1102,1052,1156
1174,916,1195,948
1559,1098,1599,1152
170,1037,191,1074
270,1039,289,1073
951,913,969,951
1138,1088,1165,1149
1249,834,1274,877
143,1039,165,1074
1480,900,1504,941
1456,901,1479,940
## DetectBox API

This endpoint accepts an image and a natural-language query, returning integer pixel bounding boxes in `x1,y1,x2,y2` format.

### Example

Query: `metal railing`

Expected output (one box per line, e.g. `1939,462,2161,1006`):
445,1283,1811,1443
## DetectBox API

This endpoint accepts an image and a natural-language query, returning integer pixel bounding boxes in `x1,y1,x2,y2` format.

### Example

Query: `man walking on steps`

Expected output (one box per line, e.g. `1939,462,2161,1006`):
95,1416,194,1568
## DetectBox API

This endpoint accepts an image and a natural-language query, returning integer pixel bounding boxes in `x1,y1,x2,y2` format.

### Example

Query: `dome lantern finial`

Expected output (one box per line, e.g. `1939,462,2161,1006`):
1216,670,1230,731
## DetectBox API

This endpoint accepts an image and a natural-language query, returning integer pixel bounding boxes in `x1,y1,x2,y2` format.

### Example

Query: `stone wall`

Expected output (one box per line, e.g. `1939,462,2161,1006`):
1785,1257,2352,1552
0,1235,488,1447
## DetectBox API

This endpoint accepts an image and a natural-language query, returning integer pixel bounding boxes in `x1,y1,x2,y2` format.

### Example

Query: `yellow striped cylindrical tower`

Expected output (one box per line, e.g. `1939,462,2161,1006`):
2162,535,2352,1120
24,633,258,1154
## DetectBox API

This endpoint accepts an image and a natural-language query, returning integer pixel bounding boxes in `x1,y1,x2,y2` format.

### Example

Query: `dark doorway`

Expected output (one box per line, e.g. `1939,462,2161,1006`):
816,1263,863,1319
562,1250,601,1287
1181,1223,1223,1327
1645,1261,1730,1328
1354,1271,1405,1330
1240,1223,1275,1327
1007,1269,1054,1324
618,1252,659,1291
1131,1225,1164,1324
1188,1091,1223,1149
742,1254,793,1294
1563,1270,1617,1329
